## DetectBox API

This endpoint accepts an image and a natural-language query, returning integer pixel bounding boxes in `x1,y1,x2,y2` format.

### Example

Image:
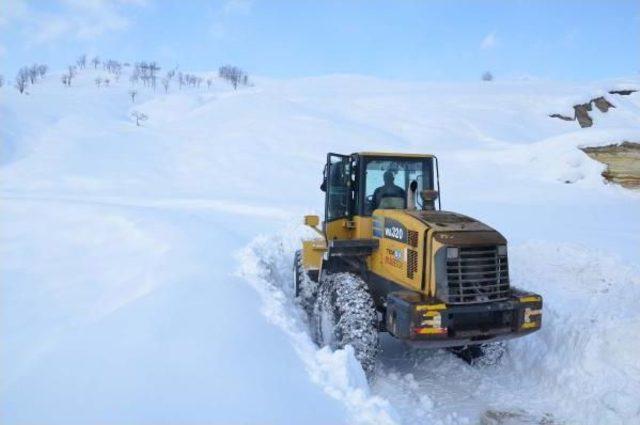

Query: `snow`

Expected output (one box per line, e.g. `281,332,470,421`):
1,67,640,424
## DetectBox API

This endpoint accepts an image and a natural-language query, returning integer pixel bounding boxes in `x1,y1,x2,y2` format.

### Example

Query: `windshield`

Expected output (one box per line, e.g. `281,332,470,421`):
362,157,434,215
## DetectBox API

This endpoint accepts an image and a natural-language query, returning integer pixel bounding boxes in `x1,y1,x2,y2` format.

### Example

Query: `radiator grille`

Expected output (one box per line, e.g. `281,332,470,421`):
407,230,419,247
446,246,510,304
407,249,418,279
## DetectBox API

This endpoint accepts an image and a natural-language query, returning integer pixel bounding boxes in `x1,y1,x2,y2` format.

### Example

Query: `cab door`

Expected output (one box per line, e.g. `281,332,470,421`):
324,153,352,240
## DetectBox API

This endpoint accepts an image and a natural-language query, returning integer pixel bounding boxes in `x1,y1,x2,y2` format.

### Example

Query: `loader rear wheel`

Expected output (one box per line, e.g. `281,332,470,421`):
312,272,379,374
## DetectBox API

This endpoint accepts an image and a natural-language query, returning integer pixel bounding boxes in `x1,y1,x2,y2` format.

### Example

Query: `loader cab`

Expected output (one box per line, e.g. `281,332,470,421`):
321,152,440,239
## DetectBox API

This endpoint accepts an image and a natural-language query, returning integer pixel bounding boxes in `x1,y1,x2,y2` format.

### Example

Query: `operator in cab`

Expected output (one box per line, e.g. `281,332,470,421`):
373,170,405,210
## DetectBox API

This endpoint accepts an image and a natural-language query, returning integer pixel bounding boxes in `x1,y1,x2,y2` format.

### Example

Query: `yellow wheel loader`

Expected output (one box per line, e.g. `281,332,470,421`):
294,152,543,373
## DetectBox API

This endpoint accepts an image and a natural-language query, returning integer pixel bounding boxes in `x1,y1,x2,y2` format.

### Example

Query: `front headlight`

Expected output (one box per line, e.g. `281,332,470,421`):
446,247,459,260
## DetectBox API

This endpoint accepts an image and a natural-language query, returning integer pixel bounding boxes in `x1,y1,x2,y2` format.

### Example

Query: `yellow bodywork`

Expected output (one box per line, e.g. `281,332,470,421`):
303,208,444,297
301,239,326,271
367,210,445,296
369,210,424,292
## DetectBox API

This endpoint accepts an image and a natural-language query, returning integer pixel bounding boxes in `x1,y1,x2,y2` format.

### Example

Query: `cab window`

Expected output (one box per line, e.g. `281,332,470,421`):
363,158,434,215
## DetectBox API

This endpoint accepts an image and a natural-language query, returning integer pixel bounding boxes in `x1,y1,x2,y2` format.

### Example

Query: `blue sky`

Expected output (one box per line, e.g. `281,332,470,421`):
1,0,638,81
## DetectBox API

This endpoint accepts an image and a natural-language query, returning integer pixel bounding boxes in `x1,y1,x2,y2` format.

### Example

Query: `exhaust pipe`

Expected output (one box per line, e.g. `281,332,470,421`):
407,180,418,210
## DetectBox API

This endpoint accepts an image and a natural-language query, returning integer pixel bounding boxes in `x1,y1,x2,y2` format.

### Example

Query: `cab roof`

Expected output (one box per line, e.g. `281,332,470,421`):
355,152,435,158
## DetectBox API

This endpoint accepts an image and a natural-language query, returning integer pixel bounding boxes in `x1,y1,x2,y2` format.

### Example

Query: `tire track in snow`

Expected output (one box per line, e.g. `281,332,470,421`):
0,192,296,220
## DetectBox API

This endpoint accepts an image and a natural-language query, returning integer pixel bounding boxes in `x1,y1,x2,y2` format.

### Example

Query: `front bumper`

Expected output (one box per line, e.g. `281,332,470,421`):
385,289,542,348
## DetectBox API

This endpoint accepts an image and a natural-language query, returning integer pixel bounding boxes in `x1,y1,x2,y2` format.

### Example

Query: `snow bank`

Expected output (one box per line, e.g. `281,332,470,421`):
236,228,399,425
1,201,350,425
506,243,640,424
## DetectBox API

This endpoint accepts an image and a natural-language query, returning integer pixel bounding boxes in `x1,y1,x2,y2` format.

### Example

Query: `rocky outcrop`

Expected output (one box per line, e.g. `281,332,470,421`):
549,89,635,128
549,113,573,121
580,142,640,189
593,96,614,112
609,89,637,96
574,102,594,127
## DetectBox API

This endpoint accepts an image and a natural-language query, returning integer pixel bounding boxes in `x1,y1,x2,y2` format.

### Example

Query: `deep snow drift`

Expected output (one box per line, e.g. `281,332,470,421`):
1,68,639,424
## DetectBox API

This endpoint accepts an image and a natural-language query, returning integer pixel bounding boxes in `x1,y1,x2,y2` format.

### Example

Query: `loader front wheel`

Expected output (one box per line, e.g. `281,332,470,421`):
313,272,379,374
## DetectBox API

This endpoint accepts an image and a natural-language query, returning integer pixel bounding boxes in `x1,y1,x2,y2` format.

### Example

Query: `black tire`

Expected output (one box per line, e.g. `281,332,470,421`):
292,250,303,297
312,272,379,374
449,342,506,366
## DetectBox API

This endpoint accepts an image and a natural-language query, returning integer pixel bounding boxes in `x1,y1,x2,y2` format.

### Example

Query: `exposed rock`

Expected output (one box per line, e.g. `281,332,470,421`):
481,409,559,425
609,89,637,96
592,96,614,112
549,113,573,121
580,141,640,189
549,89,635,127
574,103,593,128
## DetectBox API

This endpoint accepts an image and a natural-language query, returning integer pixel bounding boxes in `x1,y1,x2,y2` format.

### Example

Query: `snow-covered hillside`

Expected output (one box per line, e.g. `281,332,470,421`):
1,68,639,425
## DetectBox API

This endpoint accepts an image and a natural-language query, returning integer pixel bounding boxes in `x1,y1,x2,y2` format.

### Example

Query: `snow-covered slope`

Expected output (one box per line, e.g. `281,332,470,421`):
1,68,639,425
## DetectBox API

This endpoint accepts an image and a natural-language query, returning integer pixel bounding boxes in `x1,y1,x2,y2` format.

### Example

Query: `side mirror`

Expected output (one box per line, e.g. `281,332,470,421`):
304,215,323,237
304,215,320,227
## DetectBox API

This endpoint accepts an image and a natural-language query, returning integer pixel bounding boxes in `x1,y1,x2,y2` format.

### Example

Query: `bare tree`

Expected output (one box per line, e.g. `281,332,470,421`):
135,62,150,87
37,64,48,78
130,68,140,85
131,110,148,126
77,54,87,69
91,56,100,69
206,78,212,89
95,77,102,87
180,73,200,88
481,71,494,82
28,64,39,84
129,90,137,102
61,74,69,86
149,62,160,90
104,60,122,81
161,77,170,93
15,67,29,93
112,63,122,81
178,72,184,89
219,65,249,90
66,66,76,85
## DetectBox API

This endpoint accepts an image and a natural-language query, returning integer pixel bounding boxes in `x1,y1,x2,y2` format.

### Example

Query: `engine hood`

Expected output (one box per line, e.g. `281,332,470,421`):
406,210,494,232
405,210,507,245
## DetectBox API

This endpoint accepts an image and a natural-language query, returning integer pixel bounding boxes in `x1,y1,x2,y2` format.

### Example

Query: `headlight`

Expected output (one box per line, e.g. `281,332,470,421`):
497,245,507,256
446,247,459,260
